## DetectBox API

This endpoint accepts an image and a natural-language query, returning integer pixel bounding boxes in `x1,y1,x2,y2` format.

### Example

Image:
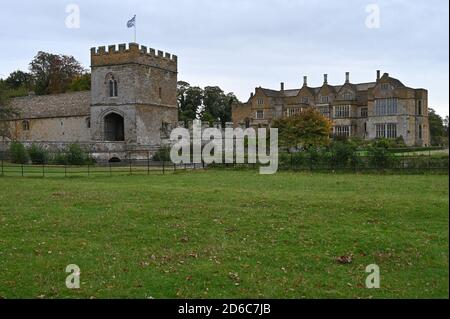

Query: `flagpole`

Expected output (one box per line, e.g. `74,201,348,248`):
134,15,137,43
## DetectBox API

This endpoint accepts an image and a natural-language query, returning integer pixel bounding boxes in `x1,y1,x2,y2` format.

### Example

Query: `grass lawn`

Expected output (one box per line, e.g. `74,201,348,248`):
0,170,448,299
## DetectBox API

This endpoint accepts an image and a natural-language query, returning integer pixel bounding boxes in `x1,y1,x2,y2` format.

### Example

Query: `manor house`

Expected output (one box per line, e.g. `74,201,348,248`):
2,43,178,161
232,71,430,146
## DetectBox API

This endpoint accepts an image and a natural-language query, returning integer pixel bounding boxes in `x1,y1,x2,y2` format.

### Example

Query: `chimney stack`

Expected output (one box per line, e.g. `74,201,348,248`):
376,70,381,81
345,72,350,83
323,74,328,84
280,82,285,92
303,76,308,86
250,92,254,98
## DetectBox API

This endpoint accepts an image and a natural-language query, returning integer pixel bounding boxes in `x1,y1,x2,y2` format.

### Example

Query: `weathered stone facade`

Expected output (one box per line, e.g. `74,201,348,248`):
1,43,178,161
232,71,430,146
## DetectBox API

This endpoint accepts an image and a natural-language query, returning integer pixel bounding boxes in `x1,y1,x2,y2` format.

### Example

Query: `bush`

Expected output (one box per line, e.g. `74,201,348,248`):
66,143,90,165
51,152,67,165
28,144,49,164
9,141,29,164
368,145,397,169
329,141,358,168
371,137,406,149
152,146,171,162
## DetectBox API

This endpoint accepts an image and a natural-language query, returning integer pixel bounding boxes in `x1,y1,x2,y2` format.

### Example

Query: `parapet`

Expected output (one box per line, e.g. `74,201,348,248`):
90,43,177,72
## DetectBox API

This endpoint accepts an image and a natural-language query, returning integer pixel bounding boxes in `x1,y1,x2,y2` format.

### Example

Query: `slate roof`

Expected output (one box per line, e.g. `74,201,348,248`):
9,91,91,120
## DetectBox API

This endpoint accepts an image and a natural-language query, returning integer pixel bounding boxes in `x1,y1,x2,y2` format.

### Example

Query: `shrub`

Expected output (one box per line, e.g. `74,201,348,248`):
152,146,172,162
28,144,49,164
51,152,67,165
9,141,29,164
66,143,89,165
368,145,396,169
330,141,357,168
371,137,406,149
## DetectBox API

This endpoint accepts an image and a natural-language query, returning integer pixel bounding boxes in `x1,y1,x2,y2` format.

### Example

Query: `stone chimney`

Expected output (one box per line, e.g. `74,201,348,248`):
323,74,328,84
280,82,285,92
376,70,381,81
250,92,254,98
345,72,350,83
303,76,308,87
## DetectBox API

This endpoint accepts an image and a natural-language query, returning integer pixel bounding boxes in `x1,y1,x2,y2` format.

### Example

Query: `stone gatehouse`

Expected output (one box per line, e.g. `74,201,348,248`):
1,43,178,161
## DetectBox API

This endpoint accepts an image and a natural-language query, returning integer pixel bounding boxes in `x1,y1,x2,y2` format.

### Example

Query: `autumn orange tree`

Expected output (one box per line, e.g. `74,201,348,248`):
272,108,332,150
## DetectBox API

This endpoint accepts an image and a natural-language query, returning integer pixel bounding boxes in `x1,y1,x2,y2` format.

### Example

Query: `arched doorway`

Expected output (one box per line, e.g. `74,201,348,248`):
104,113,124,141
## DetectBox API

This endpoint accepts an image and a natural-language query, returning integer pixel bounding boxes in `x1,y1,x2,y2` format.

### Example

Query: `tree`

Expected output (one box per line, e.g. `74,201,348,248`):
177,81,203,124
428,108,446,146
0,83,18,140
200,86,237,126
68,73,91,91
29,51,85,95
176,82,240,126
272,108,332,150
444,115,449,137
5,70,33,90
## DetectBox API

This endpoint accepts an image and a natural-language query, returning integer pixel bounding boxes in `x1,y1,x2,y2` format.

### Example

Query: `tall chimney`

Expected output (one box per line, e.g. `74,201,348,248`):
250,92,254,98
303,76,308,86
323,74,328,84
376,70,381,81
345,72,350,83
280,82,284,92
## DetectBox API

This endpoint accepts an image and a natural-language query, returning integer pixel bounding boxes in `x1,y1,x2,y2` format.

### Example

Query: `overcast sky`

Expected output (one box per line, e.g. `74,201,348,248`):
0,0,448,116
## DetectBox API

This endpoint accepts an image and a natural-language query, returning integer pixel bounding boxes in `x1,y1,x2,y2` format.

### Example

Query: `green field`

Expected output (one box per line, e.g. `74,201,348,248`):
0,171,448,298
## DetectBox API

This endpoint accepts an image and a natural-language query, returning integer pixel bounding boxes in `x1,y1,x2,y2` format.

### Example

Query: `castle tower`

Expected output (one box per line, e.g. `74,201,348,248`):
89,43,178,158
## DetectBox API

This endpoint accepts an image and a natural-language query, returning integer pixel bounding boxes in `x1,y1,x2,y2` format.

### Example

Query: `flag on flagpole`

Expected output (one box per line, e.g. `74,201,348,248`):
127,15,136,28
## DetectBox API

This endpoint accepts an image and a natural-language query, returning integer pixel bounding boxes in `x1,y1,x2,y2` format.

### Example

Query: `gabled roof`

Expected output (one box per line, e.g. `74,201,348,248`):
336,82,357,95
379,74,405,88
317,83,336,96
297,86,315,97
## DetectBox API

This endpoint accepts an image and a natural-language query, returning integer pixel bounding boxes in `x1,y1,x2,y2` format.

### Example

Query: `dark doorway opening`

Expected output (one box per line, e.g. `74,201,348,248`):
109,157,121,163
104,113,124,141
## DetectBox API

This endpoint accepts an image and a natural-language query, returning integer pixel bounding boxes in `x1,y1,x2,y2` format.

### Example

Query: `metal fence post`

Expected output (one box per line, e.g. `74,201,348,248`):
87,164,90,177
162,161,165,174
65,163,67,177
147,154,150,175
43,163,45,177
1,158,3,176
109,163,112,177
129,159,132,175
21,163,24,177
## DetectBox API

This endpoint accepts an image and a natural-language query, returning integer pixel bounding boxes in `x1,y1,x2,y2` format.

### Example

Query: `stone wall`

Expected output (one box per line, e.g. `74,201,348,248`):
7,116,91,142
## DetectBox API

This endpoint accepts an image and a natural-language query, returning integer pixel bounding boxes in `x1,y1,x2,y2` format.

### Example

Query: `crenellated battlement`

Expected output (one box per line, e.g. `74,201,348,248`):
90,43,177,72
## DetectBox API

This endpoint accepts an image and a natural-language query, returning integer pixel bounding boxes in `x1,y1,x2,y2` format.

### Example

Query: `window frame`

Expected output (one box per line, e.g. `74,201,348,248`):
375,98,398,116
22,120,30,131
256,110,264,120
